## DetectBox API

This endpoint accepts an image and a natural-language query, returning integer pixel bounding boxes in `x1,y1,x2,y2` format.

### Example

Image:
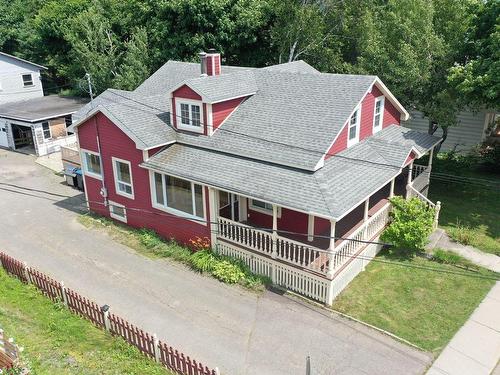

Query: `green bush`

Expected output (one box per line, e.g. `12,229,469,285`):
381,196,435,253
432,249,462,265
212,260,245,284
447,222,474,246
190,250,219,273
138,229,163,249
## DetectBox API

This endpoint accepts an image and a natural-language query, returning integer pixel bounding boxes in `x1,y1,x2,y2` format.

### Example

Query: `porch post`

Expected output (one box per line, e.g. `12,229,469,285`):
406,161,414,199
389,178,395,198
271,204,278,259
238,196,248,221
363,198,369,239
307,214,315,242
428,147,434,169
208,187,219,249
326,219,337,305
326,220,336,279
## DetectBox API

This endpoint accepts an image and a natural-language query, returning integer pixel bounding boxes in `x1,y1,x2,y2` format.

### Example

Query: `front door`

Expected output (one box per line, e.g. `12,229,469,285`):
219,192,239,221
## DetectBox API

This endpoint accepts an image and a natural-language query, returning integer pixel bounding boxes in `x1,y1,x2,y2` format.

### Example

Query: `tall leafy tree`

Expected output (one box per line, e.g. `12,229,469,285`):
114,28,150,91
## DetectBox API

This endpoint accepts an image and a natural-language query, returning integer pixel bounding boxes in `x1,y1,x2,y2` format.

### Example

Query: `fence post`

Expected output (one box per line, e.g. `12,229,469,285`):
23,262,30,283
152,333,160,363
60,281,68,307
101,305,111,332
434,201,441,230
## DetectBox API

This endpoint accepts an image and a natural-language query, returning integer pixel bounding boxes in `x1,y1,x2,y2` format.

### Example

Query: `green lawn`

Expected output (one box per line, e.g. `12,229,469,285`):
0,268,172,375
332,250,498,354
428,156,500,255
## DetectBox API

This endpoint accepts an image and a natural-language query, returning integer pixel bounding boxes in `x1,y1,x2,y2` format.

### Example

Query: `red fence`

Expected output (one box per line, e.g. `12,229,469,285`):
0,251,219,375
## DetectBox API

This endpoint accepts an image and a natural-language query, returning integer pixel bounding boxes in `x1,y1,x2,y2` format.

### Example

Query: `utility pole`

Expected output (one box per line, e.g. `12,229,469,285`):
85,73,94,107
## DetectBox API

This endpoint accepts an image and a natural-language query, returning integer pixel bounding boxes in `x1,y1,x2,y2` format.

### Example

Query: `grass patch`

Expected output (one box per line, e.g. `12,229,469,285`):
428,155,500,255
332,249,498,354
0,268,172,375
78,214,271,291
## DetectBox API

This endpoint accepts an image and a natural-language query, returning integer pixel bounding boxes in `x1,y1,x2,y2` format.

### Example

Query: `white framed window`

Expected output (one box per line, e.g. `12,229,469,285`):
112,157,134,199
41,121,51,140
176,99,203,133
373,96,385,132
109,200,127,223
81,149,102,180
151,172,205,220
22,74,33,87
347,105,361,147
249,199,281,217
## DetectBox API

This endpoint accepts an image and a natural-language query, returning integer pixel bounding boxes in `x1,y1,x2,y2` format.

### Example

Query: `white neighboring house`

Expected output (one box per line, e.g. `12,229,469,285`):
0,95,88,155
403,109,499,152
0,52,46,105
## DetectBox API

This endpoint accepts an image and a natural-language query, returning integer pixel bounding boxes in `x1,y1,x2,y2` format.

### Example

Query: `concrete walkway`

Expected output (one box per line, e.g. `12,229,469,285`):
0,149,433,374
428,229,500,273
35,151,63,173
427,281,500,375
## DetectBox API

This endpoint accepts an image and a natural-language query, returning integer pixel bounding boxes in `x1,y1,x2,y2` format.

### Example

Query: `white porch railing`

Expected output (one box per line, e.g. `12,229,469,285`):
331,202,391,274
407,185,441,229
411,164,430,193
217,202,392,278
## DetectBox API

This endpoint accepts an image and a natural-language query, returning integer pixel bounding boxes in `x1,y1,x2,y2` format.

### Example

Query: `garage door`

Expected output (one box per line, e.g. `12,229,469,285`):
0,123,8,148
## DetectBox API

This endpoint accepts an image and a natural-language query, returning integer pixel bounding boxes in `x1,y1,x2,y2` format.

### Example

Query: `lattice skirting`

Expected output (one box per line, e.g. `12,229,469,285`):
216,239,383,305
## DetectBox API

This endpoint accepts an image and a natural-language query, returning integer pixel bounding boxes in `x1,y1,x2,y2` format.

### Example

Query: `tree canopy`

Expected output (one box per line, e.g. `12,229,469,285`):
0,0,497,134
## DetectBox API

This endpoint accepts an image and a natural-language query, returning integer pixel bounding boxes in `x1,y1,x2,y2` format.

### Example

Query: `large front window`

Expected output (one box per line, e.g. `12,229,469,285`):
177,100,202,133
82,150,101,179
152,172,204,219
112,158,134,198
249,199,281,217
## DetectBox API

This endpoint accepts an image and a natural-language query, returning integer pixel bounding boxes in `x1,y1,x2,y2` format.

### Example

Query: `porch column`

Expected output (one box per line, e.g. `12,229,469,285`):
271,204,278,259
307,214,315,242
428,147,434,169
363,198,370,239
406,161,414,199
326,220,336,279
389,178,395,198
238,196,247,221
208,187,219,249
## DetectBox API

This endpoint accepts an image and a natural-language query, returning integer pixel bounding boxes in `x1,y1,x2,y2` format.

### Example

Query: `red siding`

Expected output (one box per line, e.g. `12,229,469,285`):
206,54,221,76
404,151,416,166
325,84,402,159
78,112,211,247
212,97,245,130
247,207,309,235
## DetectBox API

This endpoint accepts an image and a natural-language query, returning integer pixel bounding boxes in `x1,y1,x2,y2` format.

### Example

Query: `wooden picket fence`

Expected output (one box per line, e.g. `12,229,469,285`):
0,251,219,375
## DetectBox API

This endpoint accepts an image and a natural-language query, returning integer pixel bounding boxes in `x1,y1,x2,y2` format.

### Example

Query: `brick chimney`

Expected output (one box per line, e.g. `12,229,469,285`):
205,49,221,76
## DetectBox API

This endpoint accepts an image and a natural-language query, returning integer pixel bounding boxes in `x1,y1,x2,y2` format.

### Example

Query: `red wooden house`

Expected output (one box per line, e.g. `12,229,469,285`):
71,51,441,305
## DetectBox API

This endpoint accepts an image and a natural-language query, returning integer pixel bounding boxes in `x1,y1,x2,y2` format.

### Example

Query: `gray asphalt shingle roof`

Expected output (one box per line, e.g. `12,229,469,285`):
143,125,440,219
0,95,88,122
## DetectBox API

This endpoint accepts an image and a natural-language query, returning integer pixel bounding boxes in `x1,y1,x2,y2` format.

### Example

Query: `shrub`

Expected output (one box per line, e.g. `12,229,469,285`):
138,229,162,249
447,222,474,246
432,249,462,265
381,196,435,253
211,260,245,284
190,250,219,273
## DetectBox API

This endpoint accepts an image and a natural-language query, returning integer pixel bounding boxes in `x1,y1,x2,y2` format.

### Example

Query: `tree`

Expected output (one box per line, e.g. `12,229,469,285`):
448,0,500,109
114,28,150,91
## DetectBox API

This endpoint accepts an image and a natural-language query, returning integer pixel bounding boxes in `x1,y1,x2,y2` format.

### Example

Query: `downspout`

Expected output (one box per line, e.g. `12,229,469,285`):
94,116,108,208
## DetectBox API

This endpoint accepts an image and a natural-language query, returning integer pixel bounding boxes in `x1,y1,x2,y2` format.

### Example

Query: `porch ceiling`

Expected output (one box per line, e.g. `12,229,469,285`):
141,125,439,220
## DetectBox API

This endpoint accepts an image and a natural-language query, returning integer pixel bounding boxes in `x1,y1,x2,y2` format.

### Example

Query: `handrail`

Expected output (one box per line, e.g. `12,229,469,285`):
407,185,435,207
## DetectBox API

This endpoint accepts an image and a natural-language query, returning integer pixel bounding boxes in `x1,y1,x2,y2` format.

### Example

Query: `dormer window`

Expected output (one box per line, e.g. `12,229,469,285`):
373,96,384,133
177,100,203,133
347,106,361,147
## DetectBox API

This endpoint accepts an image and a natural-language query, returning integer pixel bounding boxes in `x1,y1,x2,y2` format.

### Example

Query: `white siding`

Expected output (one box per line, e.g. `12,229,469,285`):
403,110,491,152
0,55,44,104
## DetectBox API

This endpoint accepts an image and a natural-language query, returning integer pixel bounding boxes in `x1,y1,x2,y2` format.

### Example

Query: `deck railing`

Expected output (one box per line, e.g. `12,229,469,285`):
217,202,392,278
411,164,430,193
331,202,391,274
407,185,441,229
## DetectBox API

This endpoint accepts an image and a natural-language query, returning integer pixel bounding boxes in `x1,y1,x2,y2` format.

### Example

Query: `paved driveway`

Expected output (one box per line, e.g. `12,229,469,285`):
0,150,432,375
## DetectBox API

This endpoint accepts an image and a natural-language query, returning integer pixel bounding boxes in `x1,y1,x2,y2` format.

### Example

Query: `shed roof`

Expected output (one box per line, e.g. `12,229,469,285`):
0,52,47,70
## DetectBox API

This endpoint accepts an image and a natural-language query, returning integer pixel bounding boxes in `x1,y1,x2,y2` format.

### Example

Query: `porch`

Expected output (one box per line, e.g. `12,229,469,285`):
210,157,438,304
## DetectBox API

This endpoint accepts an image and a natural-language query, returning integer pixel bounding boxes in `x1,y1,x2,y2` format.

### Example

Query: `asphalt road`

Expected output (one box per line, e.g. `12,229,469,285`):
0,149,432,375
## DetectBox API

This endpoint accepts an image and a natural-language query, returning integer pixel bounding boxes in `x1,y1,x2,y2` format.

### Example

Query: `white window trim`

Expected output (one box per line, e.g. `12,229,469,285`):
81,148,102,180
41,121,52,140
347,104,362,148
249,199,282,218
372,96,385,133
149,171,206,223
112,157,134,199
109,200,127,223
176,98,204,134
22,73,34,87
